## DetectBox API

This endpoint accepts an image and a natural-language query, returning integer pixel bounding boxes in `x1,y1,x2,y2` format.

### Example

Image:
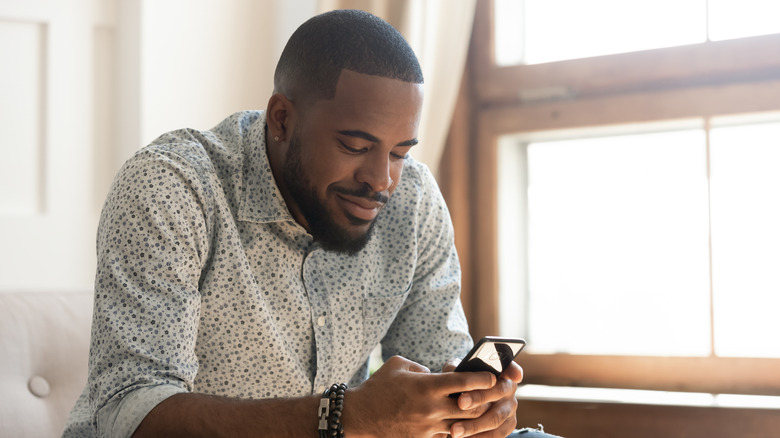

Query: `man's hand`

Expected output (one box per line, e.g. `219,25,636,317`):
342,356,501,438
442,357,524,438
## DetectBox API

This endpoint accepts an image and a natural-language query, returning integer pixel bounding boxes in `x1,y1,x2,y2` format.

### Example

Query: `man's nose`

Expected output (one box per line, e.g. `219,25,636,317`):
356,151,392,193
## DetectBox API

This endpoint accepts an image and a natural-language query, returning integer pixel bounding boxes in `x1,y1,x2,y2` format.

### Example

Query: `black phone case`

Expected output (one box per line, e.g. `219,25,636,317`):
454,336,526,376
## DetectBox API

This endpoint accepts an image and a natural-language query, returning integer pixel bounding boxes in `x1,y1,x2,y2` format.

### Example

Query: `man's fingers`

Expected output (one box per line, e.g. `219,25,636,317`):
383,355,431,373
442,357,461,373
450,396,518,438
500,361,523,383
457,378,514,410
437,369,496,396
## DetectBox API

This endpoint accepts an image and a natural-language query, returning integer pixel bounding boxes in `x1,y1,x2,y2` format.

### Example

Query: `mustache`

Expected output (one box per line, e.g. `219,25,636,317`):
331,185,389,204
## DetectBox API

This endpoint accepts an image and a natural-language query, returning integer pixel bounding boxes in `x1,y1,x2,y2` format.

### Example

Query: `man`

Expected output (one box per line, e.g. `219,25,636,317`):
63,9,558,438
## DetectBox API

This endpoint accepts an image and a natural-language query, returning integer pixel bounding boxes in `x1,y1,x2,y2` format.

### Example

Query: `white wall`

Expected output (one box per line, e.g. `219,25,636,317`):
121,0,317,171
0,0,316,291
138,0,315,144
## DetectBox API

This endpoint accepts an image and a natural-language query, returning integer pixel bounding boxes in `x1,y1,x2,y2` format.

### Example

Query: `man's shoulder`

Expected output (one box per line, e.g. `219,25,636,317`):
380,156,448,228
396,155,439,199
134,110,265,177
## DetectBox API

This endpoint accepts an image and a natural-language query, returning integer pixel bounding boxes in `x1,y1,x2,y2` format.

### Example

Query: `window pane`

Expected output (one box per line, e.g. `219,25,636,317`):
708,0,780,41
710,120,780,358
525,130,711,355
493,0,526,66
495,0,706,65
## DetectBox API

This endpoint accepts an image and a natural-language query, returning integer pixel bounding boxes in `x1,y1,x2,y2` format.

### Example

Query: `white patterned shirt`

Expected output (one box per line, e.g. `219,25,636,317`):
63,111,472,437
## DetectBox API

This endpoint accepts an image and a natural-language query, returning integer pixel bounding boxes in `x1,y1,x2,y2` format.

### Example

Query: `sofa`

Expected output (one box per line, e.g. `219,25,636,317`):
0,290,93,437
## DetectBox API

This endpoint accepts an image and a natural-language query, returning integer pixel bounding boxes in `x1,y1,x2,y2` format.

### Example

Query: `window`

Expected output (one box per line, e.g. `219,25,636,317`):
465,0,780,396
709,118,780,358
495,0,780,65
499,117,780,359
495,0,705,65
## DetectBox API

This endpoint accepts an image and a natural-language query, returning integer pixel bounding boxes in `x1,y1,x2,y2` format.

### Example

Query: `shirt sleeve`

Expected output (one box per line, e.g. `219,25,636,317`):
88,144,214,436
380,161,473,371
96,385,187,438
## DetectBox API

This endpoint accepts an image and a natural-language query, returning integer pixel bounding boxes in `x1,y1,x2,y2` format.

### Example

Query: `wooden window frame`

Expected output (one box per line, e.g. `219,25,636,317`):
464,0,780,396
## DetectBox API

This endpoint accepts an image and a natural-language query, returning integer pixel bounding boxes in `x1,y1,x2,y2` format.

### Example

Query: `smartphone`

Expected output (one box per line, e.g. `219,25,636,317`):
454,336,526,376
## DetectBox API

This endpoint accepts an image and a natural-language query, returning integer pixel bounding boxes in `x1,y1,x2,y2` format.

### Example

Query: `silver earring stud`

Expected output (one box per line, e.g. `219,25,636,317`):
274,136,280,142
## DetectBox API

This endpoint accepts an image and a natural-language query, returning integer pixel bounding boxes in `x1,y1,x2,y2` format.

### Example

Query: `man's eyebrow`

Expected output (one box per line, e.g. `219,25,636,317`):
338,130,418,147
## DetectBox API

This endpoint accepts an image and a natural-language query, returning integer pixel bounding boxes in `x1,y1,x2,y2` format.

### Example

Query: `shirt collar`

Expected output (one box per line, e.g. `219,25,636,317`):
238,111,296,224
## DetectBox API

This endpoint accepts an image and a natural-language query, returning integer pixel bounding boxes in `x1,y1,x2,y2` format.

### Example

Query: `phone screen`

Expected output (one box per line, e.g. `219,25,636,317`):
454,336,526,376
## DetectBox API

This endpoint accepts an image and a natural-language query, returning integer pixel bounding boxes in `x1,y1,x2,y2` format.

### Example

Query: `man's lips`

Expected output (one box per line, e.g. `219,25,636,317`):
336,194,385,222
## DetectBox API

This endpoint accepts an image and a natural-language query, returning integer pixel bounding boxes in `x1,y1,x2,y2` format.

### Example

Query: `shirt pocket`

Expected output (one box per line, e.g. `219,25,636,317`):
362,282,412,348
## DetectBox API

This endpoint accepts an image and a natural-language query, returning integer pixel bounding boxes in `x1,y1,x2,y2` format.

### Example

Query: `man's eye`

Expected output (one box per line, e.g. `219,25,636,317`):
391,152,408,160
339,141,366,153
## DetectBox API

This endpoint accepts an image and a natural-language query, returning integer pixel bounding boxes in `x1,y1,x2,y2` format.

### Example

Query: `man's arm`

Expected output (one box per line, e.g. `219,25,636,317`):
133,356,499,438
380,161,522,438
132,392,320,437
89,145,213,436
380,161,473,369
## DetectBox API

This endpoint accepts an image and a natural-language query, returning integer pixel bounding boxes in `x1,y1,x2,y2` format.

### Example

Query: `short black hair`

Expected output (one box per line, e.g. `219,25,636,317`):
273,9,424,104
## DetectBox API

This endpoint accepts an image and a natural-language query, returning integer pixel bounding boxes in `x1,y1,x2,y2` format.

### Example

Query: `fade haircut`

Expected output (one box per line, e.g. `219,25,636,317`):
273,9,424,105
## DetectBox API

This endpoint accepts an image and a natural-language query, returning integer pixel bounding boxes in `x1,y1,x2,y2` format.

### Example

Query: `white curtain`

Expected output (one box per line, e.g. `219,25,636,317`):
317,0,477,177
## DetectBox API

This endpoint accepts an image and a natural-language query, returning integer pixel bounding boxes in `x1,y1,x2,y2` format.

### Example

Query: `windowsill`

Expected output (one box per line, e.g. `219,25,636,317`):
516,384,780,410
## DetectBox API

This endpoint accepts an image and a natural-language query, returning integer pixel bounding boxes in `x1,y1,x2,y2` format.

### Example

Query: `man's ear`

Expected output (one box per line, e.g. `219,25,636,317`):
266,93,296,142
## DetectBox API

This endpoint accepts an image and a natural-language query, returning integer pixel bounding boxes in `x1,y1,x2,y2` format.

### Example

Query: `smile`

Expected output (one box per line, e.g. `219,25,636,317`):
336,194,385,222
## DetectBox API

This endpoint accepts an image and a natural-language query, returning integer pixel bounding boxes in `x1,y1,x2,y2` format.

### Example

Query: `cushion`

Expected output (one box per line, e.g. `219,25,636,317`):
0,290,93,437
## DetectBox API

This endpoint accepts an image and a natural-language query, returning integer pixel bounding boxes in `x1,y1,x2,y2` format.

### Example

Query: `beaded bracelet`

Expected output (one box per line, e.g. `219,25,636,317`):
318,383,348,438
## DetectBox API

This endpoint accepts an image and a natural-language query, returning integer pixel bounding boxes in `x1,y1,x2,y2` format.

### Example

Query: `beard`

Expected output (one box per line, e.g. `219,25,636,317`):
281,134,386,255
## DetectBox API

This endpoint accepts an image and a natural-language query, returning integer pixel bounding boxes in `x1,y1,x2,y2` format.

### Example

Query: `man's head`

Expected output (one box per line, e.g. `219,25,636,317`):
266,10,424,255
273,9,423,106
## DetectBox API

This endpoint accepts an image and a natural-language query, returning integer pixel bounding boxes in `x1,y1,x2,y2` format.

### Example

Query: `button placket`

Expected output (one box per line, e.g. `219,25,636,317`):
304,248,332,393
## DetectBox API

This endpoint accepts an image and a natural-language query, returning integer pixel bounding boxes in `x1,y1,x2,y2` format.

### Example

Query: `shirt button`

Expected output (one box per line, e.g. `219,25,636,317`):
317,316,326,327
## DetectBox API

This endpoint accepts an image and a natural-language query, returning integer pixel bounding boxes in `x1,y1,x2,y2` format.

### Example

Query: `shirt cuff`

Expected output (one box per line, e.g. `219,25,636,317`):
96,384,188,438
